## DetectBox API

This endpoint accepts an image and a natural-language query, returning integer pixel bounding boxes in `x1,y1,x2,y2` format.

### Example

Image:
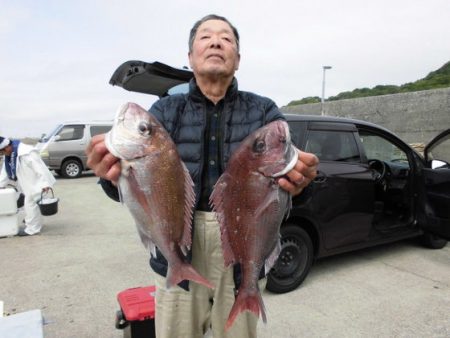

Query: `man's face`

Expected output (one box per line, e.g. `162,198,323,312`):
188,19,240,79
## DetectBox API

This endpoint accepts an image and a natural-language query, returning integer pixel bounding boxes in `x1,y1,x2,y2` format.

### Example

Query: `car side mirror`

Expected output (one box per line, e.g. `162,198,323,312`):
431,159,449,169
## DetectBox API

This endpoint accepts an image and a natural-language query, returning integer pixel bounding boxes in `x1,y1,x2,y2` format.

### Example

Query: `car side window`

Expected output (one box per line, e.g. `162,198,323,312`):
305,130,361,162
90,125,112,137
287,121,307,148
57,125,85,141
359,132,410,168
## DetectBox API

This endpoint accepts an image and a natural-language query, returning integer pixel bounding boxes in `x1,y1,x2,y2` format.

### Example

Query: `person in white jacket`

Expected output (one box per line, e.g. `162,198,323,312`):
0,136,56,236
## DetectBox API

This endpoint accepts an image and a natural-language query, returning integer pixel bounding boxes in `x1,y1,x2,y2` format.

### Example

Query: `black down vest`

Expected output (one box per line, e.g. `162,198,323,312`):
150,78,285,203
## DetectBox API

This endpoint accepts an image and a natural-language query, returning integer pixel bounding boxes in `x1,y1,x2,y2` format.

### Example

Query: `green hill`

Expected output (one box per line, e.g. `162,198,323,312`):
287,61,450,106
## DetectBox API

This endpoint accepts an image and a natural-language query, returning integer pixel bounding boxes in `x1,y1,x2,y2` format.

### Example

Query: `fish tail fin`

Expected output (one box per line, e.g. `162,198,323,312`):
166,264,215,290
225,288,267,331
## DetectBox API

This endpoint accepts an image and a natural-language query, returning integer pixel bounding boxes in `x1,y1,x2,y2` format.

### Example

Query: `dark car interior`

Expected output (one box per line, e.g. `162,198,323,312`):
359,131,413,230
304,126,413,232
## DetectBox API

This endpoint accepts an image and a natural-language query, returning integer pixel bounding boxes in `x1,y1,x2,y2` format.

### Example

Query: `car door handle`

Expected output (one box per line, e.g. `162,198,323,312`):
314,171,327,183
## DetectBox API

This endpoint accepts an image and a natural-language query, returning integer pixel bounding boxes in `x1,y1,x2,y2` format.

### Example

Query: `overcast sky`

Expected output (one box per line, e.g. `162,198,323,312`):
1,0,449,138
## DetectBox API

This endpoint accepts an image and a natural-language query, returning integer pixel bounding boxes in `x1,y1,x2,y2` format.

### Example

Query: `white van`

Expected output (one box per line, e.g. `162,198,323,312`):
35,121,112,178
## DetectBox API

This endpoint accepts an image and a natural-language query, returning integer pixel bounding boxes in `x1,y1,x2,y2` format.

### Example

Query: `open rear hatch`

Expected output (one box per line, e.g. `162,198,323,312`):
109,60,193,97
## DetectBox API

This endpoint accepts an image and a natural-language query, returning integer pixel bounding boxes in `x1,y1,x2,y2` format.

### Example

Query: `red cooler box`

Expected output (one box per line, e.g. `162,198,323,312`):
115,286,156,338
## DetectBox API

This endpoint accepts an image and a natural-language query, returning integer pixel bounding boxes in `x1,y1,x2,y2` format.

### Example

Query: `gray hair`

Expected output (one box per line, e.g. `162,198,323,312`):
188,14,240,53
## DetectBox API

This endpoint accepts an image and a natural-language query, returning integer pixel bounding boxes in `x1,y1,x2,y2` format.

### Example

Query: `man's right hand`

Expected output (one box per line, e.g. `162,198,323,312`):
86,134,121,185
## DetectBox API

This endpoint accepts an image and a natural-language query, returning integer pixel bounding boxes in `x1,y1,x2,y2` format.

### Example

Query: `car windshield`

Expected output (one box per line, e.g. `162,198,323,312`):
39,124,63,142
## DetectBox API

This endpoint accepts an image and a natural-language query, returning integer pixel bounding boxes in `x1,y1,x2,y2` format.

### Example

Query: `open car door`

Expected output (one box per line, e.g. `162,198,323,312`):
421,129,450,240
109,60,193,97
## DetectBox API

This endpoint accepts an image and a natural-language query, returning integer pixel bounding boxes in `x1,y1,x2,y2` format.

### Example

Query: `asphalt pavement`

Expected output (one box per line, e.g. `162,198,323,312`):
0,174,449,338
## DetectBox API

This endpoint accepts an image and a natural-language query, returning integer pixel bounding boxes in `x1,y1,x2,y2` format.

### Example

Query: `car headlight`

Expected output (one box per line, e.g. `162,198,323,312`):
40,149,49,158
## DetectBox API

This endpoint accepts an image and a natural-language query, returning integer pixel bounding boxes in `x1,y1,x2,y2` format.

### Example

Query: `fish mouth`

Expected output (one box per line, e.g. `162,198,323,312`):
272,121,297,178
105,130,123,159
104,103,129,159
272,145,298,177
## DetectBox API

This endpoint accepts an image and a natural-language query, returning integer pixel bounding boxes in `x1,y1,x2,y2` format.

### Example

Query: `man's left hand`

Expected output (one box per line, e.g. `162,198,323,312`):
278,149,319,196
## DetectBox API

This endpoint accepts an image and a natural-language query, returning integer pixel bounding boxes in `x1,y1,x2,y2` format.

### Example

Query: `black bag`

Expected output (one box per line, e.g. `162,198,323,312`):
38,188,59,216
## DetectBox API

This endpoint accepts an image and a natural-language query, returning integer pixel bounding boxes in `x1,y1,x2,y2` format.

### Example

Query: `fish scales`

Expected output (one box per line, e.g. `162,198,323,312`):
210,120,297,330
105,102,213,290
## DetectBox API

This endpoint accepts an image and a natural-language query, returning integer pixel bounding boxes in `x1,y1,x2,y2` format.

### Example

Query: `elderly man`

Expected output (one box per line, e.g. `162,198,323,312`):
0,136,55,236
86,14,318,338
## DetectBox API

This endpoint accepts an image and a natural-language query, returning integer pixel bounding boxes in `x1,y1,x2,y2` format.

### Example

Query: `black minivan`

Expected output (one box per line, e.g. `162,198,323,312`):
109,60,450,293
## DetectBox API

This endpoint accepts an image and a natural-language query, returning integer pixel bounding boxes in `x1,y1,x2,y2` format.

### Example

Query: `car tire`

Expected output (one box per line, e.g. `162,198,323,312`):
266,224,314,294
421,232,448,249
61,159,83,178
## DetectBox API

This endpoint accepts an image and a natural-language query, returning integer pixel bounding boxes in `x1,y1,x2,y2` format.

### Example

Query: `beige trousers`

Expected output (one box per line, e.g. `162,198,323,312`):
154,211,265,338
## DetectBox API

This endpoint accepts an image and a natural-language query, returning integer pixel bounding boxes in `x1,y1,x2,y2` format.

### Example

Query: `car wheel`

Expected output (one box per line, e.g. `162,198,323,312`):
266,224,314,294
61,159,82,178
421,232,448,249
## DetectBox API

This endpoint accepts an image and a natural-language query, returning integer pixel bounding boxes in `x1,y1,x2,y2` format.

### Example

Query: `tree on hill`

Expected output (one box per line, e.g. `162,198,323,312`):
287,61,450,106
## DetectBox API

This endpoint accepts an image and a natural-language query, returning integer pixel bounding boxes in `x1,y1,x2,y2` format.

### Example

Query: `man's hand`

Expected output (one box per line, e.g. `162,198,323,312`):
278,149,319,196
85,134,121,185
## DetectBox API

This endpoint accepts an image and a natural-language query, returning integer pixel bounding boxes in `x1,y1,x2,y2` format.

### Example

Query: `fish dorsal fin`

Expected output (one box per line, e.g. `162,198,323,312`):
210,173,236,266
180,161,196,252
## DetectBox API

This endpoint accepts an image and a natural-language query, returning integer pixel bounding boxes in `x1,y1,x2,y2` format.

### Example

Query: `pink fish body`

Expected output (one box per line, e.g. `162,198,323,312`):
210,120,297,330
105,102,213,289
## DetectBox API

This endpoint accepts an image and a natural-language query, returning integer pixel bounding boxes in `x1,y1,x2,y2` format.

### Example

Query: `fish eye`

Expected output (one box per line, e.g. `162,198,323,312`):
138,121,151,136
253,139,266,153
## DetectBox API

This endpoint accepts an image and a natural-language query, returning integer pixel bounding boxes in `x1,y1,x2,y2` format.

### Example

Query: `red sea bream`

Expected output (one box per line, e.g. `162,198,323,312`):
210,119,297,330
105,102,213,289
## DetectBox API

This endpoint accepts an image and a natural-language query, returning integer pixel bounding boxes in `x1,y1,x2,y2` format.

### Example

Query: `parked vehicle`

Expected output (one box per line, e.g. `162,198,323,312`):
266,115,450,293
109,60,450,293
36,121,112,178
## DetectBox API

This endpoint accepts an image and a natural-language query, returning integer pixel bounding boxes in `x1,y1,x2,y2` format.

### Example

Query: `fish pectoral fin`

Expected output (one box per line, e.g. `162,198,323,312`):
179,244,190,257
264,239,282,274
210,173,235,266
253,188,280,219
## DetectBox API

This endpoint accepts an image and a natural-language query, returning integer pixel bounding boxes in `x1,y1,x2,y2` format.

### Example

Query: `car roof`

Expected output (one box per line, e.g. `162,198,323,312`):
284,113,392,133
61,120,113,125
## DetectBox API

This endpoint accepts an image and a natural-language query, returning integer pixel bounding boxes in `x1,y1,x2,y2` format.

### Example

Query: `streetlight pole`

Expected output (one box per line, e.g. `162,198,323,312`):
321,65,332,116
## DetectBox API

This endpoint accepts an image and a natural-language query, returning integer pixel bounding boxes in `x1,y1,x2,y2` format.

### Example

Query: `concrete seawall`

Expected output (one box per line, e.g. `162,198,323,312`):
281,87,450,144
